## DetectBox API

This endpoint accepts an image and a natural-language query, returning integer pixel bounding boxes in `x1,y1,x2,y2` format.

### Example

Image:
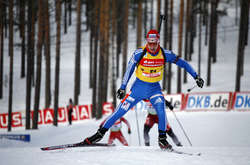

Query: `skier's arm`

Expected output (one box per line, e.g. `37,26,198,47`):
120,49,144,90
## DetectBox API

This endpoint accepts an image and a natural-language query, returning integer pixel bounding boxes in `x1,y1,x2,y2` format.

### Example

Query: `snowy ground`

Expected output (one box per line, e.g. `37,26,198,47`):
1,111,250,165
0,1,249,113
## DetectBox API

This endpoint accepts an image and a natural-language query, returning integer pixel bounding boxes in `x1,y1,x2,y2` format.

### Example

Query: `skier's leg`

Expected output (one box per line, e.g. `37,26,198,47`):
143,124,151,146
143,114,156,146
83,92,141,144
69,114,72,125
108,132,115,145
117,132,128,146
166,126,182,146
150,94,172,150
83,127,108,145
150,94,167,133
102,94,140,129
68,113,71,125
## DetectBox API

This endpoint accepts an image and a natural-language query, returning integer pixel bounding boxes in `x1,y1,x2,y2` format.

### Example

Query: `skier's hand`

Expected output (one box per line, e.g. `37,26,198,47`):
128,129,131,134
116,89,125,99
195,76,204,88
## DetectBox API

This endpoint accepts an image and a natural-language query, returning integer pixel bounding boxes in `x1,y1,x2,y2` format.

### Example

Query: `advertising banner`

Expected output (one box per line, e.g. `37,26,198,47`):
184,92,232,111
0,112,23,128
78,105,91,120
0,134,30,142
1,91,249,129
102,102,114,116
232,92,250,110
164,94,184,110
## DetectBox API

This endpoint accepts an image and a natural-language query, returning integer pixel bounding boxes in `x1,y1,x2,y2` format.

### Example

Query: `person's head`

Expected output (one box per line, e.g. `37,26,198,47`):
146,29,160,54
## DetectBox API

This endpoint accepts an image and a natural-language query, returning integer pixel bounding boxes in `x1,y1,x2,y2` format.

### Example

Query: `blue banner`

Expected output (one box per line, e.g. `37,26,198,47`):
0,134,30,142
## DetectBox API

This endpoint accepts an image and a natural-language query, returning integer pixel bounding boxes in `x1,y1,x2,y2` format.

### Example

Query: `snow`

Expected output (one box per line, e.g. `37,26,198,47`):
1,111,250,165
1,1,250,165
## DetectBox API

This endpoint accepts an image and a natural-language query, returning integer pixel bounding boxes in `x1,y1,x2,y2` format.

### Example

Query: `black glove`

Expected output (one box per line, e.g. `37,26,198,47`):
116,89,125,99
165,100,174,111
128,129,131,134
195,75,204,88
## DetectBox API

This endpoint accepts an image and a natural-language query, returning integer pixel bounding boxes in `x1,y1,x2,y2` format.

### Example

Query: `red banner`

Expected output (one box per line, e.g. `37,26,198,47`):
0,112,23,128
78,105,91,120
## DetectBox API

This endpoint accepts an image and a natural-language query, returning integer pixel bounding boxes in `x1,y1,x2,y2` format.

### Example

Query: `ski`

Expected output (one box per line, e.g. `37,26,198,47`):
171,149,201,156
41,142,115,151
41,142,201,156
162,148,201,156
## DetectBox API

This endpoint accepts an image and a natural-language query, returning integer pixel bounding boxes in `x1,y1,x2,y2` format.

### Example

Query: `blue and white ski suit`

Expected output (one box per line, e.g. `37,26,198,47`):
102,47,198,133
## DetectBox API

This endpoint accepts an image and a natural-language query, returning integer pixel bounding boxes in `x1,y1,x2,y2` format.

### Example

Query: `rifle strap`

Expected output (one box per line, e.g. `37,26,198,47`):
137,47,166,67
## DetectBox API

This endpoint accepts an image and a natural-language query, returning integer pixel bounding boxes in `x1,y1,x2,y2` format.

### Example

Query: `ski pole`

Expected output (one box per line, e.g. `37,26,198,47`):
187,85,197,92
134,108,141,146
171,110,193,146
129,133,132,146
158,14,166,34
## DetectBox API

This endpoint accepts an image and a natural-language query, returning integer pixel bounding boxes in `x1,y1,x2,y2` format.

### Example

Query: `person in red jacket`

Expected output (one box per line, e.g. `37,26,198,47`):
143,99,182,147
100,117,131,146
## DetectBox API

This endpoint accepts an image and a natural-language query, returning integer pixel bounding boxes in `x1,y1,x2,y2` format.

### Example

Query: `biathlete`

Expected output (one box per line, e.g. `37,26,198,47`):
100,117,131,146
82,29,204,150
143,99,182,147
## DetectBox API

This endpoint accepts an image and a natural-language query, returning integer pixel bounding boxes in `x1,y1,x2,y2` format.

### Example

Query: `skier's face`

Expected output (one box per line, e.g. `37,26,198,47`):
147,41,159,53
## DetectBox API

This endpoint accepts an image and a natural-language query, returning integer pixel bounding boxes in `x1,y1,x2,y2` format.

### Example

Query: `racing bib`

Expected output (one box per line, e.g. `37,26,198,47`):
136,50,165,83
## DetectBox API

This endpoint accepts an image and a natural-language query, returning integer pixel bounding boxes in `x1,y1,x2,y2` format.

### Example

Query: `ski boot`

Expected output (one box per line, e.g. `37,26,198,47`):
80,127,108,145
176,142,183,147
158,130,172,151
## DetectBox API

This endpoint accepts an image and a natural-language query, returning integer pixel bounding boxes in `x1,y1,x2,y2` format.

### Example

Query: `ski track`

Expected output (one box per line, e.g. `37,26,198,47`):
1,112,250,165
1,146,250,165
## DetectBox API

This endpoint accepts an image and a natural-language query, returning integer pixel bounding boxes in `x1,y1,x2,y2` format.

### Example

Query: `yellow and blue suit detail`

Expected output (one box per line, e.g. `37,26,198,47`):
136,49,165,82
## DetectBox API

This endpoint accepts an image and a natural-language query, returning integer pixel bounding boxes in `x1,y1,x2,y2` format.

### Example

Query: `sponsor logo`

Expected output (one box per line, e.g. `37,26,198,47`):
142,72,161,78
0,134,30,142
141,59,164,67
185,93,231,110
233,92,250,110
154,98,163,104
127,96,135,102
121,101,130,111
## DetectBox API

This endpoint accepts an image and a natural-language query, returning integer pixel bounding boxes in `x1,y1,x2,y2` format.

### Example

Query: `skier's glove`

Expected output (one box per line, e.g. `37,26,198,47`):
128,129,131,134
195,75,204,88
116,89,125,99
165,100,174,111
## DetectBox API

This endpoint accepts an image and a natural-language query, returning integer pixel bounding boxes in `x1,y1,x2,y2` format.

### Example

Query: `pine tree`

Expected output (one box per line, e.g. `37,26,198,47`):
74,0,81,105
8,0,14,132
53,0,62,126
33,0,44,130
177,0,184,93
